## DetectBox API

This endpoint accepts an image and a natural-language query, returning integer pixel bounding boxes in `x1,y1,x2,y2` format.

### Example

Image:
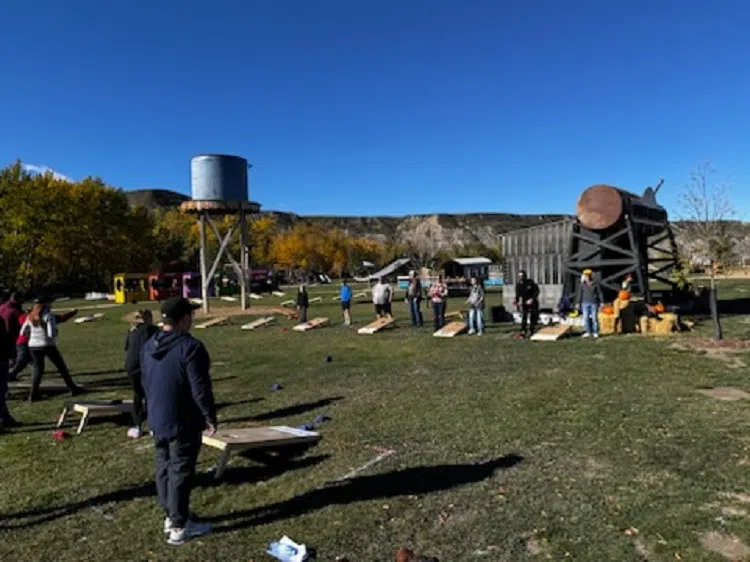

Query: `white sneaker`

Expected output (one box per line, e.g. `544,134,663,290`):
477,332,483,336
127,427,142,439
164,517,175,534
582,333,591,338
167,519,212,546
468,330,476,335
593,334,599,338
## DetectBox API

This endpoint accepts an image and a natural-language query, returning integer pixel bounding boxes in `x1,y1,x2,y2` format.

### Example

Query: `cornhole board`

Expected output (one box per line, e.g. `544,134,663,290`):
331,296,341,301
281,299,296,307
272,291,285,297
220,296,238,302
353,292,367,298
74,313,104,324
249,293,263,300
434,321,468,338
189,298,203,305
358,317,395,334
57,399,134,434
195,317,229,329
309,296,323,304
293,317,329,332
203,425,321,479
241,317,275,330
530,325,572,341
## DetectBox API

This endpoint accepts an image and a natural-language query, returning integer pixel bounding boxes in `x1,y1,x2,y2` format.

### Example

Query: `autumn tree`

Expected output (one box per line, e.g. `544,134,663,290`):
677,162,738,340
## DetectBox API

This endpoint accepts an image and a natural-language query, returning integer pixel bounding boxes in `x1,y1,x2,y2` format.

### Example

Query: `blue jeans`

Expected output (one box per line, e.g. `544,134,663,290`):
582,302,599,335
432,302,445,331
469,308,484,333
408,299,424,327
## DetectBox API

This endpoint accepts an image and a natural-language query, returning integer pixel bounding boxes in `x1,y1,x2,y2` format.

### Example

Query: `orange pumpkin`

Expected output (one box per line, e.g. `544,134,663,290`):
653,302,665,313
618,290,631,301
601,305,615,315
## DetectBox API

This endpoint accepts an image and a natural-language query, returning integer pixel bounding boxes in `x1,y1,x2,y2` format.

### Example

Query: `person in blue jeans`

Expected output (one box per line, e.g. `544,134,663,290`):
466,277,485,335
405,272,424,327
340,280,352,326
579,269,604,338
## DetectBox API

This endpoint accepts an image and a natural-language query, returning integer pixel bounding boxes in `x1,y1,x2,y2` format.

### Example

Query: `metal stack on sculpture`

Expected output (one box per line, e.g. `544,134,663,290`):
180,154,261,313
564,180,681,303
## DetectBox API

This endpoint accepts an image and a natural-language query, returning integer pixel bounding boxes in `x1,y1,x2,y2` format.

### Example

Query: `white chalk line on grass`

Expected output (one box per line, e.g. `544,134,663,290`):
327,448,396,484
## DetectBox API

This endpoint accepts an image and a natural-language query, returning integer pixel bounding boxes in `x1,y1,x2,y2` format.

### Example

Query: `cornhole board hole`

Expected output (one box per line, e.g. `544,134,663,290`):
358,317,396,334
434,321,468,338
293,317,329,332
195,317,229,329
74,313,104,324
241,317,275,330
530,325,572,341
203,425,321,479
220,296,238,302
309,296,323,304
57,399,134,434
272,291,285,297
249,293,263,300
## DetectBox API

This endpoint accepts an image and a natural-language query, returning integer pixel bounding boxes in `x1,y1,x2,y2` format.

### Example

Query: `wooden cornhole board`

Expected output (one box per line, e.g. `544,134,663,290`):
293,317,329,332
203,425,321,479
74,313,104,324
358,317,395,334
281,299,296,307
241,317,275,330
195,317,229,329
530,325,572,341
249,293,263,300
57,399,135,434
309,296,323,304
353,292,367,299
272,291,285,297
434,321,468,338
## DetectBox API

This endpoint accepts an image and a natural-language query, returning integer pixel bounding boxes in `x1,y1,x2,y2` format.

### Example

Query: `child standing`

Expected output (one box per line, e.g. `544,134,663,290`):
124,310,159,438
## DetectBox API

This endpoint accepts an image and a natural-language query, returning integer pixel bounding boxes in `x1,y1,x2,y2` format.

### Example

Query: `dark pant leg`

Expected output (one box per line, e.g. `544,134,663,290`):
29,348,46,400
45,347,77,391
530,301,539,334
0,361,12,423
417,299,424,326
442,300,447,327
154,437,171,518
409,300,417,326
128,370,146,427
168,433,202,528
300,307,307,323
9,344,31,379
520,306,529,334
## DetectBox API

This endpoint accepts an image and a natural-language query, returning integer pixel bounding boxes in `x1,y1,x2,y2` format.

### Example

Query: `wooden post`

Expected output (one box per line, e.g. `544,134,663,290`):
239,210,248,311
199,212,209,314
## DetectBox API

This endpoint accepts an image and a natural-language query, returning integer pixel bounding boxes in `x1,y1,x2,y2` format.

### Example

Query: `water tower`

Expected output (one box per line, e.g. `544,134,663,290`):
179,154,261,313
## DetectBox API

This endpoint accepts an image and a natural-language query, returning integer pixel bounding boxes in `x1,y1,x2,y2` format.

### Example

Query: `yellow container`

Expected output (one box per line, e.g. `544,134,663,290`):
113,273,150,304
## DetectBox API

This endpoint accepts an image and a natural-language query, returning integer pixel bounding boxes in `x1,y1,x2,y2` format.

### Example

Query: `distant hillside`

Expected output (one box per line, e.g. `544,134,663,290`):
124,189,190,210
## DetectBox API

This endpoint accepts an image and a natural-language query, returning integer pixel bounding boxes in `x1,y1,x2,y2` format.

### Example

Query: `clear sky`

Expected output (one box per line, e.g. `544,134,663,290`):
2,1,749,218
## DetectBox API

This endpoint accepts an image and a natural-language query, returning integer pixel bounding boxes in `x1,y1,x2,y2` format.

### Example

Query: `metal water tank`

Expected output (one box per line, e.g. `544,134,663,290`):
190,154,248,202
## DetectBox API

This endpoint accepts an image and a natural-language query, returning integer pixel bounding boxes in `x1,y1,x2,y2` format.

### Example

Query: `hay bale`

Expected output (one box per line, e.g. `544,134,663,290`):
598,313,617,335
640,312,678,335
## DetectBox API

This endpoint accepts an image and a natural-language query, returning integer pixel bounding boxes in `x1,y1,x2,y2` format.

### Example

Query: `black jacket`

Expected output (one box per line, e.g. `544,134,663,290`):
124,323,159,373
140,330,217,439
515,278,540,304
297,291,309,308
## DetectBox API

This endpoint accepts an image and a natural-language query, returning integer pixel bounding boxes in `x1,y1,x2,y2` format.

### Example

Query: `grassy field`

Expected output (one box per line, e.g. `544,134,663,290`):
2,282,750,561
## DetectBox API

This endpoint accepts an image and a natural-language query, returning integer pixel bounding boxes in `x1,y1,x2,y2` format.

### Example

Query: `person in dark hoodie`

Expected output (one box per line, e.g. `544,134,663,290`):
124,309,159,438
0,309,19,431
140,297,217,546
514,270,540,337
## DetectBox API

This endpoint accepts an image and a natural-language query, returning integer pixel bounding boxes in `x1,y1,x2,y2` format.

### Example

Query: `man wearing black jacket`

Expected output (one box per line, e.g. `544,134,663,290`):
141,297,217,546
514,270,540,337
124,310,159,438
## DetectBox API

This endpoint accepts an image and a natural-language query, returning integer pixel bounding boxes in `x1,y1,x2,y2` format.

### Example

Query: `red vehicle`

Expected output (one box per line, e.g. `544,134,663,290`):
148,272,182,301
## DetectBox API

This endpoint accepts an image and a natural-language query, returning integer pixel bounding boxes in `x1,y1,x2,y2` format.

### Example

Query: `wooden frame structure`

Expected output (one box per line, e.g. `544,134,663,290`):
57,400,135,434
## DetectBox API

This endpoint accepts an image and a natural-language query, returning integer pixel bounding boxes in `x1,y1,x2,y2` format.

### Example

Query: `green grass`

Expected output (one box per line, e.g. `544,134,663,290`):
2,282,750,561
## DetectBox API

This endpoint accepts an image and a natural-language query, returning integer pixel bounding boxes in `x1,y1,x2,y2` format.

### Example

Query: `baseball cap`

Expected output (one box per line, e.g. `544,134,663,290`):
160,297,200,323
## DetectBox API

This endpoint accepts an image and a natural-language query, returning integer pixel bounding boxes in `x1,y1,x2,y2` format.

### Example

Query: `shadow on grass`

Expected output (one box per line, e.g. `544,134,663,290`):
221,396,344,424
717,298,750,315
70,368,128,377
0,455,329,530
208,454,524,532
215,398,264,411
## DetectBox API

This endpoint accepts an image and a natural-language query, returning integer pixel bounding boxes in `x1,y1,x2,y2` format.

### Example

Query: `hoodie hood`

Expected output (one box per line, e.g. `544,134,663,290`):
150,330,191,359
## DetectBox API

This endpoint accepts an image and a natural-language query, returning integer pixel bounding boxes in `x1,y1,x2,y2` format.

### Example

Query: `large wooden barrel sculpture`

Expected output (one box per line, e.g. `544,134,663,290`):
576,184,668,236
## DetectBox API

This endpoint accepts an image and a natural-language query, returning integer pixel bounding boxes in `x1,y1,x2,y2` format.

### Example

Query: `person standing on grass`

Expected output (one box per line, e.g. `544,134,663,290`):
21,299,83,401
579,269,603,338
340,279,352,326
141,297,217,546
296,284,309,323
514,270,540,337
428,275,448,331
124,309,159,439
466,277,485,336
0,292,23,371
0,310,19,431
405,272,424,328
372,278,393,319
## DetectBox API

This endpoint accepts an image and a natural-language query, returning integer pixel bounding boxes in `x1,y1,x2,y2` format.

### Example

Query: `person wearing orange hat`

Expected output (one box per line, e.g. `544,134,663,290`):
579,269,604,338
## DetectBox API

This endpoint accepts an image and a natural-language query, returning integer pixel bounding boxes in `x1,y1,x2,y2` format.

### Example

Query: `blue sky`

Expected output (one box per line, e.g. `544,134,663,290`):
2,1,749,217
